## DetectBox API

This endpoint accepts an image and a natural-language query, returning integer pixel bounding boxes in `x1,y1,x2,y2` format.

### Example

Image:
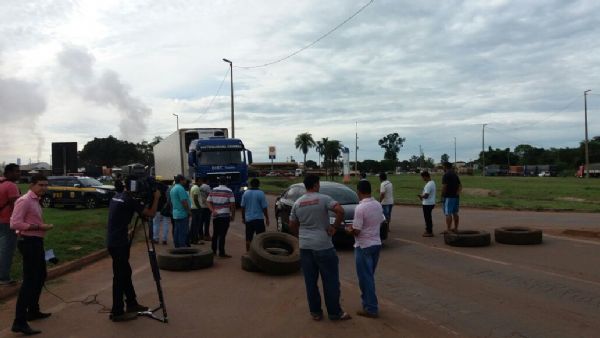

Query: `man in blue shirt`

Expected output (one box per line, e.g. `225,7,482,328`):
170,175,191,248
240,178,270,251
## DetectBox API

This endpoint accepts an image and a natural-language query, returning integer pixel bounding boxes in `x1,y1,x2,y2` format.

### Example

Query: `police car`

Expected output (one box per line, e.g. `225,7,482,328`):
41,176,115,209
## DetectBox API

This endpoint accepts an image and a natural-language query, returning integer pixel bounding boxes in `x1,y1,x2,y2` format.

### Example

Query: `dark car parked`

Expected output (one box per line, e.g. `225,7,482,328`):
274,181,389,246
41,176,115,209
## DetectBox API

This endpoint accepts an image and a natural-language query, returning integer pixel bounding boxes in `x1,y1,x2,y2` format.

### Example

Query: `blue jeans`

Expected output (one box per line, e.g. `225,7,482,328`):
300,247,344,319
173,218,189,248
152,214,170,242
382,204,393,222
0,223,17,281
355,245,381,314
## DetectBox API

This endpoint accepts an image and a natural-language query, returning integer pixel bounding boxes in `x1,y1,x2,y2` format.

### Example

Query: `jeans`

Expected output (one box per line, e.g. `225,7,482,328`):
245,219,266,242
173,217,190,248
189,209,202,243
354,245,381,314
0,223,17,281
212,217,230,256
108,246,138,315
422,204,435,233
14,236,46,326
382,204,393,222
200,208,211,237
152,214,170,242
299,247,343,319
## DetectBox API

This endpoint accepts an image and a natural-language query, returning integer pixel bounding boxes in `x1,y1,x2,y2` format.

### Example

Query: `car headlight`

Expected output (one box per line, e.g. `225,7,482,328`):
242,186,248,191
96,189,107,194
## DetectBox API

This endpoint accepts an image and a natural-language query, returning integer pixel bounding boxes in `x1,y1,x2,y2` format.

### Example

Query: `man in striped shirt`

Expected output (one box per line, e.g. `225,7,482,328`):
207,177,236,258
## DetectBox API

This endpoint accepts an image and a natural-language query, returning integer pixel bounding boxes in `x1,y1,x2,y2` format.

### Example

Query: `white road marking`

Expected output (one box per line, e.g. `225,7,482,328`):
544,234,600,246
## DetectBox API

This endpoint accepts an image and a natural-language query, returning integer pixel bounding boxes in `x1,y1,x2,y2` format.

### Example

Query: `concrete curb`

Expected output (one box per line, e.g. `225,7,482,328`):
0,249,109,302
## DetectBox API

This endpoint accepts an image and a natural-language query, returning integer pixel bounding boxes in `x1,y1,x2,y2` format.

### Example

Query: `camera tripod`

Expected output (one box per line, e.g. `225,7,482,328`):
129,215,168,323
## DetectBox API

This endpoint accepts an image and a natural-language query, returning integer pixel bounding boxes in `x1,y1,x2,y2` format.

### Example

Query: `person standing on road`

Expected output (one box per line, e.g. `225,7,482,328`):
106,176,160,322
207,177,235,258
348,180,384,318
0,164,21,286
198,176,212,241
10,175,53,335
170,175,192,248
418,171,436,237
289,174,351,322
189,177,203,245
240,178,270,251
441,162,462,233
379,172,394,230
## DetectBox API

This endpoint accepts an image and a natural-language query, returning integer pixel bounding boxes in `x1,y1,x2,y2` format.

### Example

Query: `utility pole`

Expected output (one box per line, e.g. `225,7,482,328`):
355,121,358,175
482,124,487,176
454,137,457,164
222,58,234,138
584,90,591,178
419,145,424,169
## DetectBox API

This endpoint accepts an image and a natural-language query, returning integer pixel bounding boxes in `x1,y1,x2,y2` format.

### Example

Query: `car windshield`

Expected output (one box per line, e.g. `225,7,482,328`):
320,186,359,205
79,178,103,187
199,151,242,165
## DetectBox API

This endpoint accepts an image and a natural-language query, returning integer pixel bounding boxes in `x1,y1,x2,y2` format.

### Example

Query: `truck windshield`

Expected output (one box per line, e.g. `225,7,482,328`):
199,151,242,165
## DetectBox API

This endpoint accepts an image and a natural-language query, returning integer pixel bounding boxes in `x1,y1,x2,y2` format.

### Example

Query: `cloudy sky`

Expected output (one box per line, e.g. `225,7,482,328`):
1,0,599,166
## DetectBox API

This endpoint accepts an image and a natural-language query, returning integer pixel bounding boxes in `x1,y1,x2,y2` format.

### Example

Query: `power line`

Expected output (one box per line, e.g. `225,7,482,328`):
235,0,375,69
508,96,579,131
191,68,230,123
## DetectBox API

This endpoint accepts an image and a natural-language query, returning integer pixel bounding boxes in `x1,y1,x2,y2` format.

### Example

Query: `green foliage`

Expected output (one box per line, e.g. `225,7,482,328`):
79,135,163,167
294,132,316,164
441,153,450,163
378,133,406,161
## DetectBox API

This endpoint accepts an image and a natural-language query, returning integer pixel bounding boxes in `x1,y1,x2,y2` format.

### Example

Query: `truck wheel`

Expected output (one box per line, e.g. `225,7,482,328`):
157,248,214,271
85,196,97,209
41,196,54,208
241,254,261,272
444,230,491,247
495,227,543,245
249,232,300,275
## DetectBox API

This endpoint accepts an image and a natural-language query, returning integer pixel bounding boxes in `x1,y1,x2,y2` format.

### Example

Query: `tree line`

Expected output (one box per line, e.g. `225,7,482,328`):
78,135,163,167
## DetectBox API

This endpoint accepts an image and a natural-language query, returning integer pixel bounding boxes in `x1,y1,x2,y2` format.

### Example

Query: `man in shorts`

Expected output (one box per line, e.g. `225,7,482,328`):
441,162,462,233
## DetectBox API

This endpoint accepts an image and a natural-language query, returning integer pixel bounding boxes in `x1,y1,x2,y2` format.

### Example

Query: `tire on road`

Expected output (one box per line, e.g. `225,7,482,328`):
241,254,261,272
494,227,543,245
157,247,214,271
249,232,300,275
444,230,491,247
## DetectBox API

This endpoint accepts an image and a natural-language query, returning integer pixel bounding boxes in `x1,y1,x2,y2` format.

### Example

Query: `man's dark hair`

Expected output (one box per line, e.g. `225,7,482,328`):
250,178,260,188
443,162,453,169
303,174,320,190
114,180,125,193
3,163,19,175
379,172,387,181
421,171,431,178
357,180,371,194
30,174,48,184
360,172,367,179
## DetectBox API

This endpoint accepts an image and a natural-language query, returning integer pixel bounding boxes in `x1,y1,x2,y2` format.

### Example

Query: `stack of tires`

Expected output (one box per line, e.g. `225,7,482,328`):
157,248,214,271
243,232,301,275
443,227,543,247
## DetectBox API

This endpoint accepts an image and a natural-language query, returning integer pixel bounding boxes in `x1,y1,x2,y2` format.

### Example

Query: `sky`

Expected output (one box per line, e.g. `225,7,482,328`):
1,0,599,166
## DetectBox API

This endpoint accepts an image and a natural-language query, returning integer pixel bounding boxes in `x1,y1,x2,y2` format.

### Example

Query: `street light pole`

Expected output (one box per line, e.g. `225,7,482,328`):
172,113,179,130
584,89,591,178
482,124,487,176
223,58,234,138
454,137,457,164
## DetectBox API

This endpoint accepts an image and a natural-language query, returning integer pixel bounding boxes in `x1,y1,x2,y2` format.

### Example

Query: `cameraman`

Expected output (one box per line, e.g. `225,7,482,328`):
106,176,160,322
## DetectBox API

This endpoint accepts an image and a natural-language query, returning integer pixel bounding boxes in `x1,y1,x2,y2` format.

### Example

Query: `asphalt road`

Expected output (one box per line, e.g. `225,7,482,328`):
1,196,599,337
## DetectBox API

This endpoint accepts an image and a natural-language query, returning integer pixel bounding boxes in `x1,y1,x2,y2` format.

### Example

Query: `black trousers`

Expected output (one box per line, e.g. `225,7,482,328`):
211,217,230,256
200,208,211,237
422,205,435,233
108,245,137,314
189,209,202,243
14,236,47,325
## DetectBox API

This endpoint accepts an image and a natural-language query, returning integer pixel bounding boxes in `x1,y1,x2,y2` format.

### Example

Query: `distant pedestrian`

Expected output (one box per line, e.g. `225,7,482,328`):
289,174,351,321
379,172,394,230
348,180,384,318
241,178,269,251
359,172,367,181
10,175,53,335
198,177,212,241
207,177,235,258
441,162,462,233
0,163,21,286
418,171,436,237
189,177,203,244
170,175,191,248
152,201,171,245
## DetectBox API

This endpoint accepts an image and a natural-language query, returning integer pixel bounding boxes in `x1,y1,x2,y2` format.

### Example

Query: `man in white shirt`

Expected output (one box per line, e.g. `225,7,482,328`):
418,171,436,237
378,172,394,230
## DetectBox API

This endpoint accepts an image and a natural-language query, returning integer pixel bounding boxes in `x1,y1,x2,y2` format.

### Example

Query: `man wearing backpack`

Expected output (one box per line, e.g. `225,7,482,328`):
0,164,21,286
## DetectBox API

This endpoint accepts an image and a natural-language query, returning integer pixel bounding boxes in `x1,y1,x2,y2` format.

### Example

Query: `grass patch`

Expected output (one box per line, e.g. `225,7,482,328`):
259,175,600,212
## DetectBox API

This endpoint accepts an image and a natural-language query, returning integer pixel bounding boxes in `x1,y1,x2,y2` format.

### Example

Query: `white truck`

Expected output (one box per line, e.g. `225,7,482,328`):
153,128,228,181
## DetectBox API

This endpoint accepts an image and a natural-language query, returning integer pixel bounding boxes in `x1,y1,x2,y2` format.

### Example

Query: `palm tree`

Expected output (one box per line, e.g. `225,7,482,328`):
295,132,316,165
315,138,328,167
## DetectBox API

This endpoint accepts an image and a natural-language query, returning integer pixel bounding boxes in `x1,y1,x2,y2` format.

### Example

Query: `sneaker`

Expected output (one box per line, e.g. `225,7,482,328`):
11,322,41,335
110,312,138,322
126,303,149,313
422,232,434,237
0,279,17,286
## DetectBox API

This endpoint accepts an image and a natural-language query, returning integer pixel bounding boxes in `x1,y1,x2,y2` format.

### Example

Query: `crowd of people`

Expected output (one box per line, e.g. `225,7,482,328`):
0,162,462,334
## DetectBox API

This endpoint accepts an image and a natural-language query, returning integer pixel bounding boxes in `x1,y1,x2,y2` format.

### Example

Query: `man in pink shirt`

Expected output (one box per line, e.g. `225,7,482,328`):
348,180,385,318
10,175,54,336
0,163,21,286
